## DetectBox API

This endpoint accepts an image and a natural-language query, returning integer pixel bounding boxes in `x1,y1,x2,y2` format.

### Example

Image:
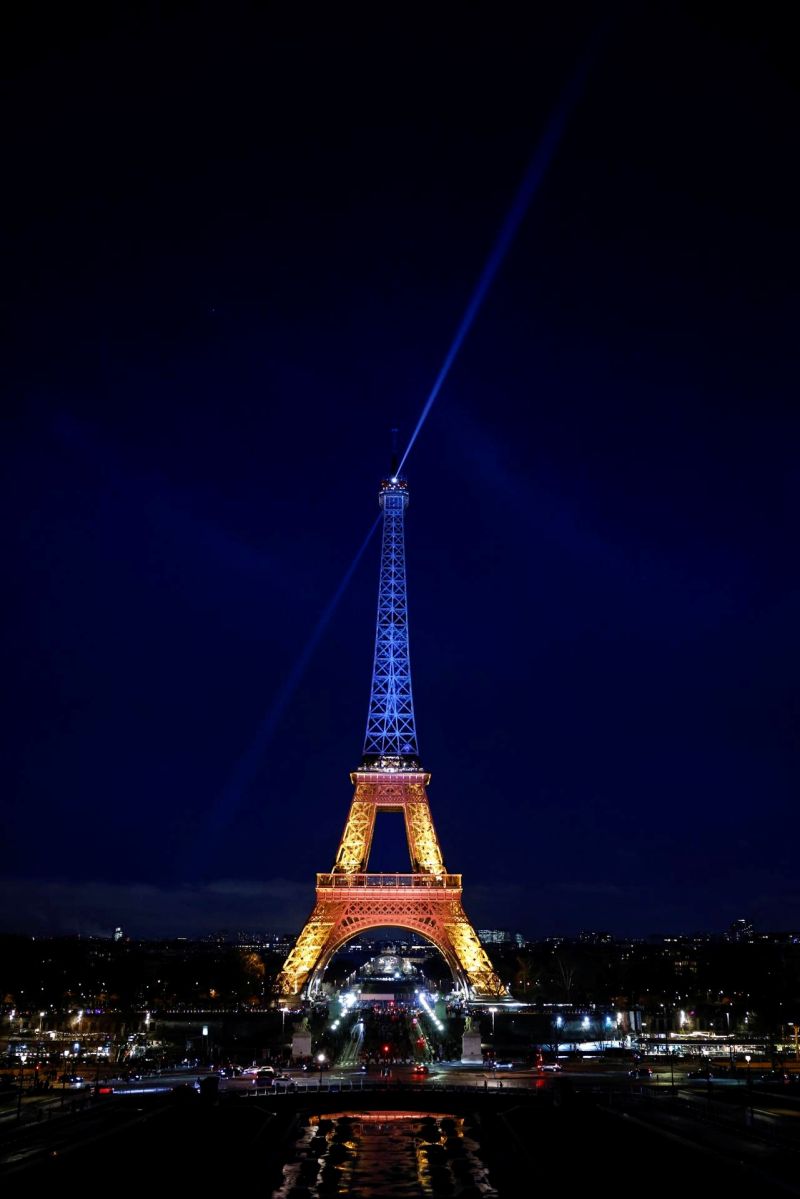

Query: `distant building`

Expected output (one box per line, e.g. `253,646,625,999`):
727,918,754,943
577,931,613,945
477,929,526,947
113,926,124,942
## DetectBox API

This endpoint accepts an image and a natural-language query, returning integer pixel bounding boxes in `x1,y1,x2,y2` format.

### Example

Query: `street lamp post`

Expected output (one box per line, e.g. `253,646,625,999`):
16,1053,24,1121
744,1053,752,1123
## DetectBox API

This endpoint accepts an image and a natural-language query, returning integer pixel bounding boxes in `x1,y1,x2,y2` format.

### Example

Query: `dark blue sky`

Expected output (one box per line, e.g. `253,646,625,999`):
3,4,798,939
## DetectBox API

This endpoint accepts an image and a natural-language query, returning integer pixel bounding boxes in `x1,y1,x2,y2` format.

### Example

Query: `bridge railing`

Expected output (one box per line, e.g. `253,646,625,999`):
316,872,462,889
244,1079,538,1098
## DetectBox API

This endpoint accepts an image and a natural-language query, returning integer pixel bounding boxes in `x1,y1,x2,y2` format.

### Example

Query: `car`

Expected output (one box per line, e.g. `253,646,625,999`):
412,1063,429,1075
759,1070,790,1084
686,1069,714,1080
628,1067,653,1079
491,1061,515,1070
58,1074,90,1089
252,1068,276,1086
540,1063,563,1072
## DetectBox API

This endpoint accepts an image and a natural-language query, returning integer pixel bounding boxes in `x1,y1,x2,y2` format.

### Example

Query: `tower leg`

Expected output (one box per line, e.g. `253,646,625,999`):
444,910,506,997
332,799,377,874
404,801,445,875
275,903,335,997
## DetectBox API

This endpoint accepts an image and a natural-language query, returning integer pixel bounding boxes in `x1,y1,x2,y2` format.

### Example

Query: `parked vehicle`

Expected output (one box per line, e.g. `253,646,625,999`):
252,1067,276,1086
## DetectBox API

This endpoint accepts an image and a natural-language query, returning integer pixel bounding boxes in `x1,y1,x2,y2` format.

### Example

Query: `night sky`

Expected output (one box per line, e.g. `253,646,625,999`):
3,4,799,941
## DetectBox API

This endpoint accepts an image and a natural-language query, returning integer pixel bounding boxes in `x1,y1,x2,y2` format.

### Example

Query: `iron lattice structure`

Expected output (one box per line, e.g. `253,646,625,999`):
276,470,505,1000
362,477,418,769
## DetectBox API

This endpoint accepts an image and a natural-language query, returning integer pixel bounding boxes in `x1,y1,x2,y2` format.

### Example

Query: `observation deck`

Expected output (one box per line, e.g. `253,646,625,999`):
317,872,462,890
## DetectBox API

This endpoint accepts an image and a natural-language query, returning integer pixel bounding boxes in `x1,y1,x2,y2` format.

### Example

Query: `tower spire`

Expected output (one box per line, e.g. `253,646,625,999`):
361,454,419,771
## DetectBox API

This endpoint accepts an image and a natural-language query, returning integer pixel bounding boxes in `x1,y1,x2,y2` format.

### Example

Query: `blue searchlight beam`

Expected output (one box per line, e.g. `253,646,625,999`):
398,44,597,474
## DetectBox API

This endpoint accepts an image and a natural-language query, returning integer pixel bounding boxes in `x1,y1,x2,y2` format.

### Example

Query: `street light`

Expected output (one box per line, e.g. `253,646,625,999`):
60,1049,70,1105
16,1050,25,1122
745,1054,752,1123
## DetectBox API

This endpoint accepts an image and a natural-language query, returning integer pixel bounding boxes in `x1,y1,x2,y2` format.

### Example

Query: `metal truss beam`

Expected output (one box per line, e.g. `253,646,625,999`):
362,477,418,766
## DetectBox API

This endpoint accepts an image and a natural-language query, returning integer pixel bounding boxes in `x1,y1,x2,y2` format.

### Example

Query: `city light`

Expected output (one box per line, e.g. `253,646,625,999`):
418,991,444,1032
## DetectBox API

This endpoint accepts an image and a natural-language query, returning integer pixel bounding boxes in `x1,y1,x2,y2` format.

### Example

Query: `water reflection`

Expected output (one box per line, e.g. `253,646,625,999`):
273,1110,498,1198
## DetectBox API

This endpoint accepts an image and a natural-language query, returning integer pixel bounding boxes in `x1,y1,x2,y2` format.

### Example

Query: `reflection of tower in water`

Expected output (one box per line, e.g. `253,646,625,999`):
272,1113,498,1199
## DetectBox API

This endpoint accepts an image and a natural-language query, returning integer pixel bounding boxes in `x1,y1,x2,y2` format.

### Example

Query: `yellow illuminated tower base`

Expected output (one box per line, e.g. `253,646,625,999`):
276,770,505,999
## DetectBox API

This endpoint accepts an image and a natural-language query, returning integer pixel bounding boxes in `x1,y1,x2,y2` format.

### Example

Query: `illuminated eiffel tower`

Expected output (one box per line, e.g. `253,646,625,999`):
276,461,505,999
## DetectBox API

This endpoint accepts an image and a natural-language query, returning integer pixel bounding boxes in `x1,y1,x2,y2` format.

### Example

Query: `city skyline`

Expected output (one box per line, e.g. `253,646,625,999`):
3,7,798,942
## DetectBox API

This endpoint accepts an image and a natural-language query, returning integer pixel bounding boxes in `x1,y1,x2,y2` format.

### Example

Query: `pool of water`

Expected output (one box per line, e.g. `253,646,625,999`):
273,1109,498,1198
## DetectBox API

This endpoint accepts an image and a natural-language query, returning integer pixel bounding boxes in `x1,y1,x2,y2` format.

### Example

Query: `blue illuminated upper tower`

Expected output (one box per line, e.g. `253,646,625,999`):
361,466,419,770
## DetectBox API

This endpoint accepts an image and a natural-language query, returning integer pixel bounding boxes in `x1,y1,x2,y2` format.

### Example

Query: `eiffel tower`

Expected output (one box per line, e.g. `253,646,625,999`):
276,460,505,999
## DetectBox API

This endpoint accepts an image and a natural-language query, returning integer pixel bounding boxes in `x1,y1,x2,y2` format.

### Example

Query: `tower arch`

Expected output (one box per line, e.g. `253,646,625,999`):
306,921,470,999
